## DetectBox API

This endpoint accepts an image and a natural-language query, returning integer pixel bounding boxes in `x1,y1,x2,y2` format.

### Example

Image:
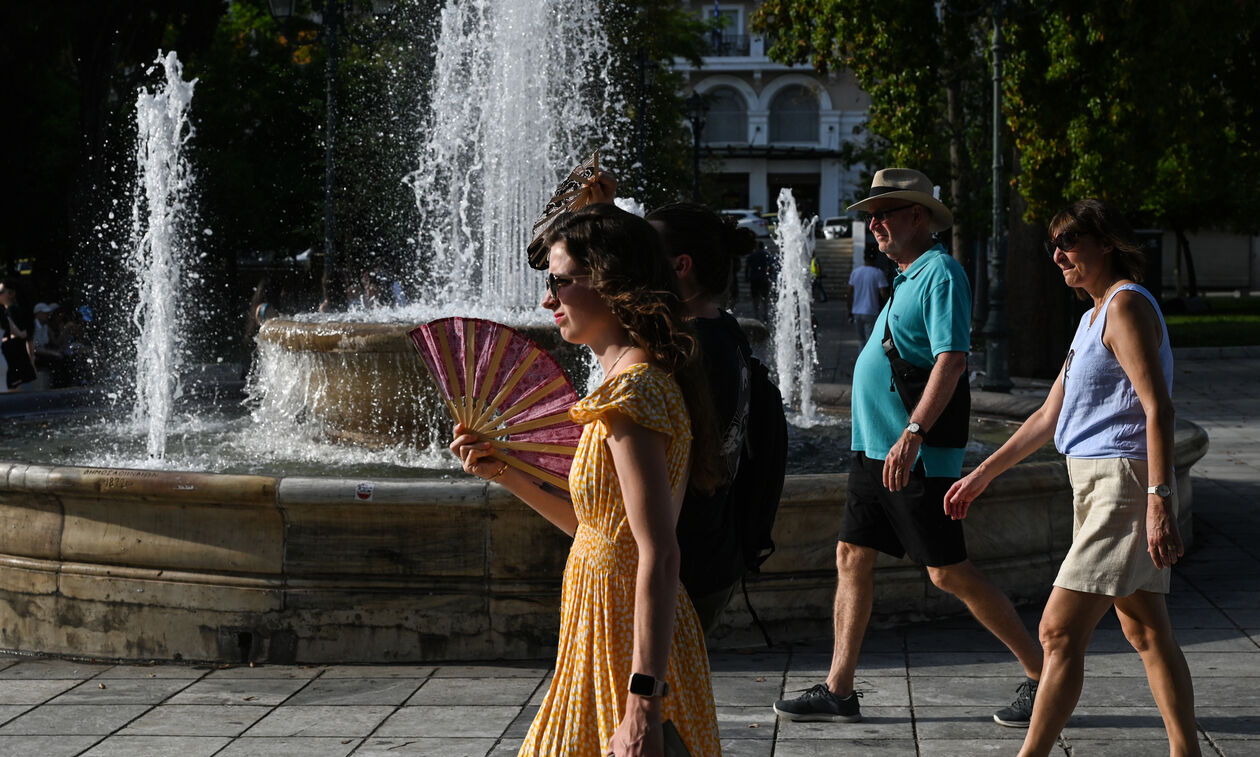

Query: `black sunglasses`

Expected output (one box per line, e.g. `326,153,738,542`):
863,203,917,225
1044,232,1080,258
546,273,589,299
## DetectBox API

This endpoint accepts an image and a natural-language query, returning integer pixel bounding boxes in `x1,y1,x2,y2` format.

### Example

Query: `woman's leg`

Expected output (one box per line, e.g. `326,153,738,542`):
1018,587,1115,757
1114,590,1201,756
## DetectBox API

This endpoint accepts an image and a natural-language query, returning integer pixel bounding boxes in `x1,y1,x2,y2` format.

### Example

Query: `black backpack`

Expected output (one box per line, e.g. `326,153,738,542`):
729,328,789,574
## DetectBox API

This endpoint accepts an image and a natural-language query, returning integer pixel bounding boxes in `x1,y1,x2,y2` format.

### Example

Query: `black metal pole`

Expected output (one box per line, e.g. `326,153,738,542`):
981,0,1012,392
691,120,702,202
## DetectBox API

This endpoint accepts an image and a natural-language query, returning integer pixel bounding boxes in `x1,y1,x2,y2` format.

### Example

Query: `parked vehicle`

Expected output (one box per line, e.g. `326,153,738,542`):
822,216,854,239
720,209,771,237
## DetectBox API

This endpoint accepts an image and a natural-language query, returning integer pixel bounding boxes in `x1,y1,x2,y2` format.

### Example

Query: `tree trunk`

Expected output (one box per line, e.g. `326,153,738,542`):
1007,159,1079,379
1174,225,1199,298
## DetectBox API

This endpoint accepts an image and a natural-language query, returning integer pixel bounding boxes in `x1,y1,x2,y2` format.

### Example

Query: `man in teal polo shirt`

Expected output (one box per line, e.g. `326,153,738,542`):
774,169,1044,727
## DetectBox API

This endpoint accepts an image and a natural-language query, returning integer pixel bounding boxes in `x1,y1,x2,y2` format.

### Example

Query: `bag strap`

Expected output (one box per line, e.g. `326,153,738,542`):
882,280,904,393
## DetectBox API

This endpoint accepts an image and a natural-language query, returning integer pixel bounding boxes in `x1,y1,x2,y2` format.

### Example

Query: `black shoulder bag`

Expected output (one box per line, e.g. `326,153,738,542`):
881,283,970,449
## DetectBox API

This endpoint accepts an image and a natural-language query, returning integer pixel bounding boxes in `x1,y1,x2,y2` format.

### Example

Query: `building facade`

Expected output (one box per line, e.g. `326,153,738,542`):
676,1,870,220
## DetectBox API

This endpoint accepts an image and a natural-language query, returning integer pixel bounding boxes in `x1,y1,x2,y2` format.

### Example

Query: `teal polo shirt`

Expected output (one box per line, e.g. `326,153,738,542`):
850,244,971,477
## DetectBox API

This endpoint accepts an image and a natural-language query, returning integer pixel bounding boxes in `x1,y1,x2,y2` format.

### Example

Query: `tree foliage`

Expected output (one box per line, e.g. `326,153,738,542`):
1006,0,1260,295
750,0,996,260
753,0,1260,374
600,0,713,208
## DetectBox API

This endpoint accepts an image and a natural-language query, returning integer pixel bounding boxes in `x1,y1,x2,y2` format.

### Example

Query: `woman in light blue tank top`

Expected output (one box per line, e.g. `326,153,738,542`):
939,200,1199,757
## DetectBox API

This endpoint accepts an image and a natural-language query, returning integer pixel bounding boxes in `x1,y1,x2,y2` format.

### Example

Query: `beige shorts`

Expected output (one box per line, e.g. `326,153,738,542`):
1054,457,1174,597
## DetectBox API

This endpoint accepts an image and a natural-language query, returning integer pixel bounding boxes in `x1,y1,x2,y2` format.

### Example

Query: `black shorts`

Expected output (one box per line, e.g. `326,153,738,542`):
839,452,968,567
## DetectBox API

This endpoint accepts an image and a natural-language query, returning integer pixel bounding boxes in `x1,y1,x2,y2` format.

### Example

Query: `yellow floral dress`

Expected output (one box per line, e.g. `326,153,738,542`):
517,362,721,756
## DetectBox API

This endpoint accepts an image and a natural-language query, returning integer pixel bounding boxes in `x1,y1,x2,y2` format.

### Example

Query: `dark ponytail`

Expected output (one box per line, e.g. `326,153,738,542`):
646,202,756,298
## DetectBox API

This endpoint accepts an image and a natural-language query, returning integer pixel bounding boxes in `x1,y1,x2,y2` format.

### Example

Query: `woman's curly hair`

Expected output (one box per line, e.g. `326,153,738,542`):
543,203,723,494
1049,199,1146,300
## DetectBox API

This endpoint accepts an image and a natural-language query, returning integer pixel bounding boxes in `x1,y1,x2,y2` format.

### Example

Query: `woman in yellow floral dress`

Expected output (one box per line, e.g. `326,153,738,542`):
451,204,723,756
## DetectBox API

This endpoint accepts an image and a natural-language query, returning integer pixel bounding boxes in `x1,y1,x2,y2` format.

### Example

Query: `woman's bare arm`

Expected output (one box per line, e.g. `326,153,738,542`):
604,409,680,757
1104,289,1181,568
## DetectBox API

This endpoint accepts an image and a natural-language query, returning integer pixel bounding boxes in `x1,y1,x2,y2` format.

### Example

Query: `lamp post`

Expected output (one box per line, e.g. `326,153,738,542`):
635,49,658,199
979,1,1013,392
686,92,708,203
266,0,393,309
939,0,1027,392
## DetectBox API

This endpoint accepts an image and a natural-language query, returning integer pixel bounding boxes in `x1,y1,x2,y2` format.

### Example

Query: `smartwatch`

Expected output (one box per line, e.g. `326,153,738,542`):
1147,484,1172,498
628,673,669,698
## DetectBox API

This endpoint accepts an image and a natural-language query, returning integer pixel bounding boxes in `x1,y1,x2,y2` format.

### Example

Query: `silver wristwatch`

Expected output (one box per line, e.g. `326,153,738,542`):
1146,484,1172,498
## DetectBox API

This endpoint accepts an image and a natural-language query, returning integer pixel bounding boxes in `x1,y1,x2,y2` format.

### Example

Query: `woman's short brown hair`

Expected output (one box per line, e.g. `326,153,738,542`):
1048,199,1146,289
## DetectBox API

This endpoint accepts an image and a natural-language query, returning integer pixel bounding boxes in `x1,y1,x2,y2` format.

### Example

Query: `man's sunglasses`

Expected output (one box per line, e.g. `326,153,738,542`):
863,203,916,225
1044,232,1080,258
546,273,590,299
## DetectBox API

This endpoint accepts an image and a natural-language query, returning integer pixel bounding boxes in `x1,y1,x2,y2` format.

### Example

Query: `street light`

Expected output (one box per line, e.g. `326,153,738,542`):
972,1,1012,391
635,49,659,199
686,92,708,203
939,0,1040,393
266,0,394,309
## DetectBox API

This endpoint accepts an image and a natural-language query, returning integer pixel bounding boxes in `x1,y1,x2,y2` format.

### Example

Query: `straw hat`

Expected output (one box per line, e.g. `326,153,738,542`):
847,168,953,233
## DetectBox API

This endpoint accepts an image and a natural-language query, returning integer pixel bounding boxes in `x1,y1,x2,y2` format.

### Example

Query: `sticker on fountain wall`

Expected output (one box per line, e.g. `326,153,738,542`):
355,482,375,502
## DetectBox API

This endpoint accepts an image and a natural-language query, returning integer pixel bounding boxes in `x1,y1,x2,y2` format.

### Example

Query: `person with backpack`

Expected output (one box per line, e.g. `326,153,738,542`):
773,169,1043,726
647,202,789,634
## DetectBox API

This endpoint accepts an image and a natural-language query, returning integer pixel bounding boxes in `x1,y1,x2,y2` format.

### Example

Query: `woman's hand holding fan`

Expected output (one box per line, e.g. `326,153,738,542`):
410,317,582,492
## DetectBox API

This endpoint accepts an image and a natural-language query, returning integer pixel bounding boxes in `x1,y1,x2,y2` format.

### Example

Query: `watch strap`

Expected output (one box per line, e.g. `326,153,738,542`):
628,673,669,698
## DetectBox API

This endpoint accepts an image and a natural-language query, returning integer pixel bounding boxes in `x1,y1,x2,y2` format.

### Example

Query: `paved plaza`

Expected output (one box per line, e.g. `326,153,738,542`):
1,298,1257,756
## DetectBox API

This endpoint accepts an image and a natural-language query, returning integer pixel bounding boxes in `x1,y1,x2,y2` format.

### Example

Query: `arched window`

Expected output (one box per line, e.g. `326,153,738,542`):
701,87,747,144
769,85,819,143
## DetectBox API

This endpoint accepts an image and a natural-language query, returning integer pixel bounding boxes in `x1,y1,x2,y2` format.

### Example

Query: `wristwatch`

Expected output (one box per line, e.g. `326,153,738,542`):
628,673,669,698
1147,484,1172,498
905,421,924,437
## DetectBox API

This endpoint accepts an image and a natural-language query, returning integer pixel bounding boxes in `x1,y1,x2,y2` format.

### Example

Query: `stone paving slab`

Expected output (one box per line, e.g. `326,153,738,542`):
78,735,232,757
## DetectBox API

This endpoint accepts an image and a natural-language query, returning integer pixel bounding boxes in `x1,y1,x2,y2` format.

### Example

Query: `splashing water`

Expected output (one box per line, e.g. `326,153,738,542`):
405,0,619,315
128,51,197,461
770,188,820,424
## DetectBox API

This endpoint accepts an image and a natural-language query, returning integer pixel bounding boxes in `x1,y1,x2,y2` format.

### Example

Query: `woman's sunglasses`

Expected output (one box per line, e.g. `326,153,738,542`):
1044,231,1080,258
546,273,590,299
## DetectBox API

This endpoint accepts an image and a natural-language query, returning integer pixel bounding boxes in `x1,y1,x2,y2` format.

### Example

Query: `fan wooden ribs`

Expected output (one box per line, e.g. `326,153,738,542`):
410,317,583,492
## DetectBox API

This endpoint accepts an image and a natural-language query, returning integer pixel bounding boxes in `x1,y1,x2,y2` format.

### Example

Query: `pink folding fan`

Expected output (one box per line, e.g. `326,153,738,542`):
409,317,581,492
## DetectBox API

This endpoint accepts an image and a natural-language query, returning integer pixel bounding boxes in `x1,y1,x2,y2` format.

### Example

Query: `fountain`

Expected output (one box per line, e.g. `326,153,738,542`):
129,51,197,461
0,3,1209,663
252,0,620,448
769,188,820,422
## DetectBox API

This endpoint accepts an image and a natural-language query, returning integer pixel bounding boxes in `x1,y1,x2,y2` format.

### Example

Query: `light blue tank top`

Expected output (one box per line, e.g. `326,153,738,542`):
1054,284,1173,459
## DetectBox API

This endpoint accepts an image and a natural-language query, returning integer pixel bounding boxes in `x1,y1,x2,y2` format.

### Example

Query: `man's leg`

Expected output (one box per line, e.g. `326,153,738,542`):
826,541,877,696
927,561,1044,679
775,454,888,722
773,540,874,722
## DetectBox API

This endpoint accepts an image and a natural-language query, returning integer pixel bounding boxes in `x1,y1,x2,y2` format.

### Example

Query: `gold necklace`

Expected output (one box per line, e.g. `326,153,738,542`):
606,344,634,375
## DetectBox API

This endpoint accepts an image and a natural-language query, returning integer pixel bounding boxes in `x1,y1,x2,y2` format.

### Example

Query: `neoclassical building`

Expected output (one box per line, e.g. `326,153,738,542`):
676,1,870,219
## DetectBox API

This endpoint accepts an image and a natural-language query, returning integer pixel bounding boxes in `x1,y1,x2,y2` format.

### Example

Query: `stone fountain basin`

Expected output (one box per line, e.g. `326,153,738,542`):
0,389,1207,664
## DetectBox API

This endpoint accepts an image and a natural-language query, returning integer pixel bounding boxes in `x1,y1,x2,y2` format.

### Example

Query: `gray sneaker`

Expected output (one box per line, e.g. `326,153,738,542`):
993,677,1038,727
773,684,862,722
